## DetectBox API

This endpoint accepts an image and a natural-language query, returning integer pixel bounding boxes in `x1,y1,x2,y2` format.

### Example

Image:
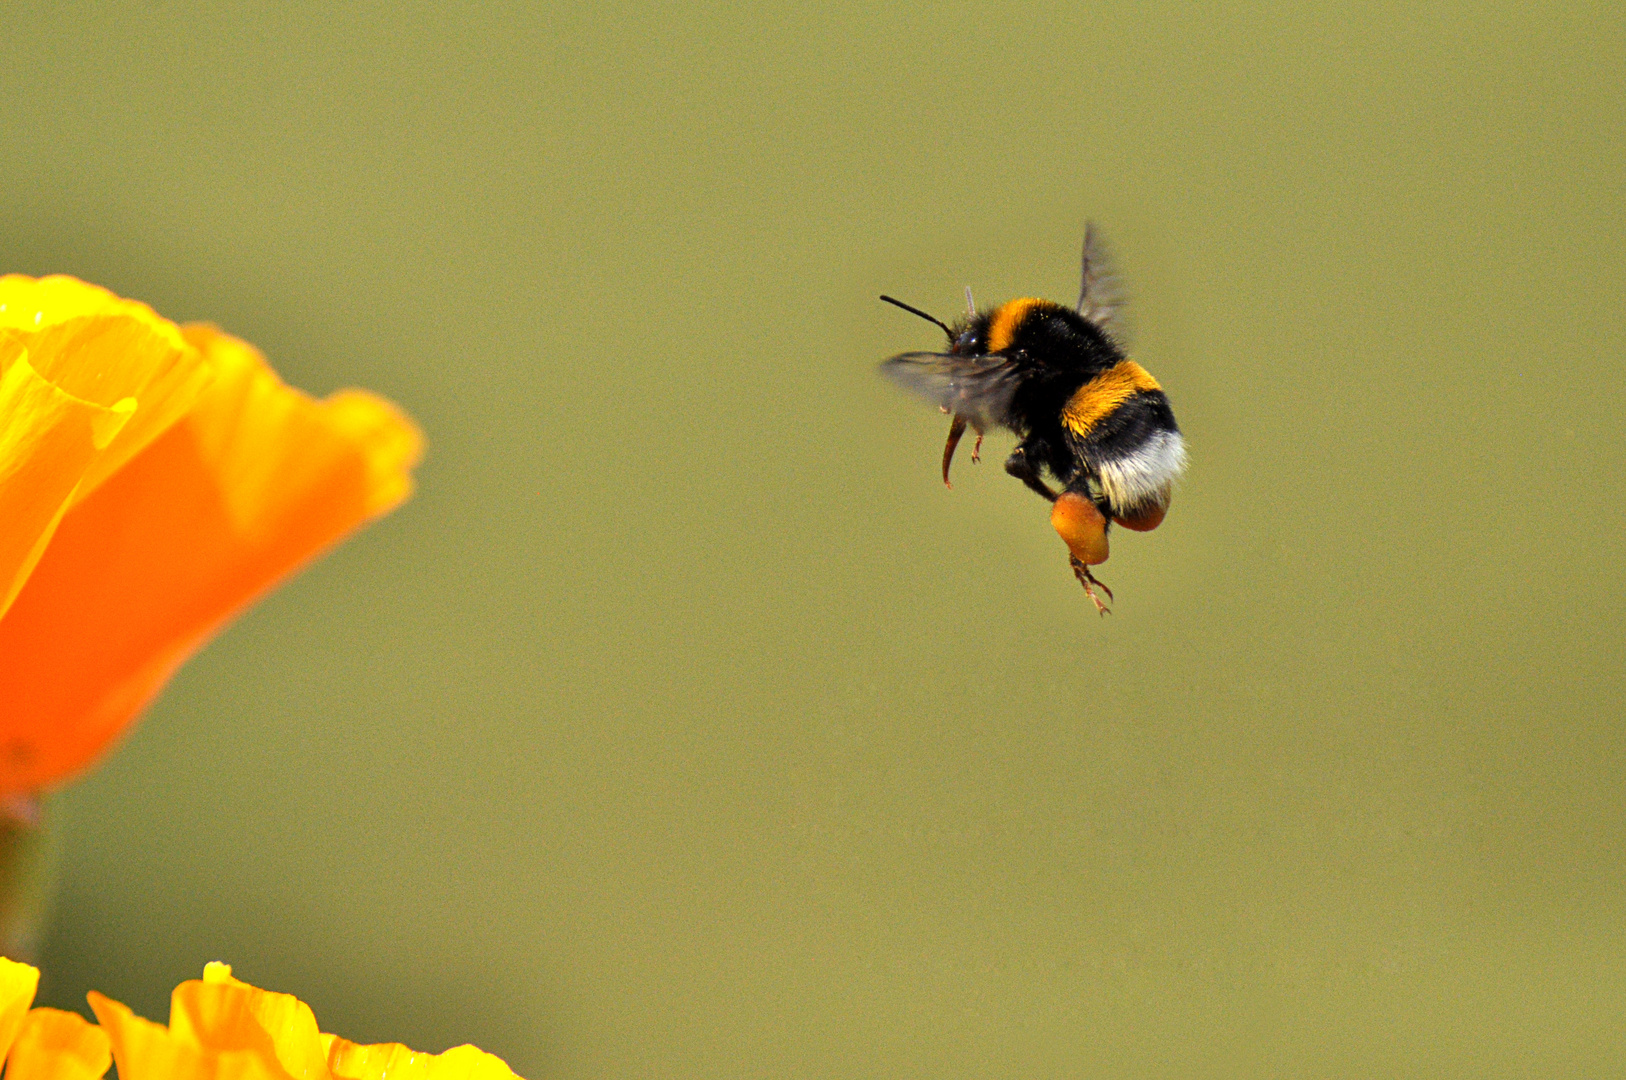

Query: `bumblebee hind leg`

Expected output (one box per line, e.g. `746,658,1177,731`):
1070,556,1114,615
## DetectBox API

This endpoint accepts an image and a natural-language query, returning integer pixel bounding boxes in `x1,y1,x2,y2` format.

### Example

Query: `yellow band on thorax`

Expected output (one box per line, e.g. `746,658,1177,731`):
986,298,1046,354
1061,360,1162,437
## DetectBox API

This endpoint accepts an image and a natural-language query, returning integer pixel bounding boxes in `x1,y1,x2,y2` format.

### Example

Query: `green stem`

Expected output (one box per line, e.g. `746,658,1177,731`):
0,796,56,962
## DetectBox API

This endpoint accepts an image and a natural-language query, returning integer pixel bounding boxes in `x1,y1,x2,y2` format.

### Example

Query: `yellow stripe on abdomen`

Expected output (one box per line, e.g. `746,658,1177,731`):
1061,360,1162,437
986,298,1046,353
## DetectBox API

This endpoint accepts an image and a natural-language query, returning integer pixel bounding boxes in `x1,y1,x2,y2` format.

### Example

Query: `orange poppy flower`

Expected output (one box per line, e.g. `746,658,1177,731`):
0,957,520,1080
0,276,422,793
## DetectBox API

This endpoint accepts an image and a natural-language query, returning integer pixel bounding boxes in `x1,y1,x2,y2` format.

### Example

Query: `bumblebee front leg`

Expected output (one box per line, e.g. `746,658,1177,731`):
1004,445,1059,502
940,414,988,488
941,414,967,487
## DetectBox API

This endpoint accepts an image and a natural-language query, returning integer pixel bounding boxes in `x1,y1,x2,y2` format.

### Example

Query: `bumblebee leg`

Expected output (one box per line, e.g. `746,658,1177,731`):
941,414,968,488
1004,446,1059,502
971,427,983,464
1070,555,1114,615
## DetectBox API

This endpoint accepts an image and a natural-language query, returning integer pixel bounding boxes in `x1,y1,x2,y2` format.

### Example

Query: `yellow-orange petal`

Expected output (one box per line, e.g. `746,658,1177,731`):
5,1007,113,1080
0,957,41,1066
168,972,329,1080
324,1035,519,1080
0,324,422,792
11,298,213,500
203,962,246,988
0,278,201,456
89,991,290,1080
0,277,211,618
0,275,179,338
0,343,134,618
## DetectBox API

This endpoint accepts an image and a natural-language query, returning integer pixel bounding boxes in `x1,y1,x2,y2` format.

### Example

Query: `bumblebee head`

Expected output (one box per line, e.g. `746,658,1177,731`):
882,293,1088,360
880,294,991,355
949,317,987,355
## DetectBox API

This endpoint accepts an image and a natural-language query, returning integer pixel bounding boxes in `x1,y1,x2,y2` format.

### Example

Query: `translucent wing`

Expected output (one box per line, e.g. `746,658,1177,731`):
1075,222,1130,344
879,350,1023,432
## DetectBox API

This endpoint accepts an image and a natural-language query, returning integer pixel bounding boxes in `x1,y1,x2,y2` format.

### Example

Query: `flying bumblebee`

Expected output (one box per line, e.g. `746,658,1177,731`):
879,224,1186,613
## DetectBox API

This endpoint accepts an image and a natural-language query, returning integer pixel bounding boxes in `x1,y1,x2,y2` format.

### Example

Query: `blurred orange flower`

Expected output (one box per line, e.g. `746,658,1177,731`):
0,276,422,793
0,958,519,1080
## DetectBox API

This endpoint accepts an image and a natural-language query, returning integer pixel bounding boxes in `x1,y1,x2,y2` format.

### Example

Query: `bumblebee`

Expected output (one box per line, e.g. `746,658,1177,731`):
880,225,1186,613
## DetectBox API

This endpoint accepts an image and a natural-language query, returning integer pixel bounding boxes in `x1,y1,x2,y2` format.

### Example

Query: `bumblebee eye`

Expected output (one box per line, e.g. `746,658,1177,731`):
1051,492,1110,565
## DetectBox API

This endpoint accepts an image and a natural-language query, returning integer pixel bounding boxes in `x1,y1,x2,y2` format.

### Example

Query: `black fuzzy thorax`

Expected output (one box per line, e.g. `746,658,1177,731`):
983,302,1125,484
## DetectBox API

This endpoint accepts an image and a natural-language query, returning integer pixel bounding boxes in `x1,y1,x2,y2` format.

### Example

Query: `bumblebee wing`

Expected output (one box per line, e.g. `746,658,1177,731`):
1076,222,1131,344
879,351,1023,431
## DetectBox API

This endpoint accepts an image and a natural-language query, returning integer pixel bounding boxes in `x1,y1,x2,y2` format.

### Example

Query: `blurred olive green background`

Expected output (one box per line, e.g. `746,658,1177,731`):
4,1,1624,1076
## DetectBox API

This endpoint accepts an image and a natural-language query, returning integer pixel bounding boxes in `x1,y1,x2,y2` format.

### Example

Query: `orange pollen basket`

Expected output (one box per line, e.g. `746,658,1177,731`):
1114,497,1170,532
1050,492,1110,565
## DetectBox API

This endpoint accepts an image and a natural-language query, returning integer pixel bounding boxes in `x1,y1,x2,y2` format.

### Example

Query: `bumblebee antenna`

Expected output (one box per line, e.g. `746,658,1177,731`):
879,295,954,342
964,286,976,315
